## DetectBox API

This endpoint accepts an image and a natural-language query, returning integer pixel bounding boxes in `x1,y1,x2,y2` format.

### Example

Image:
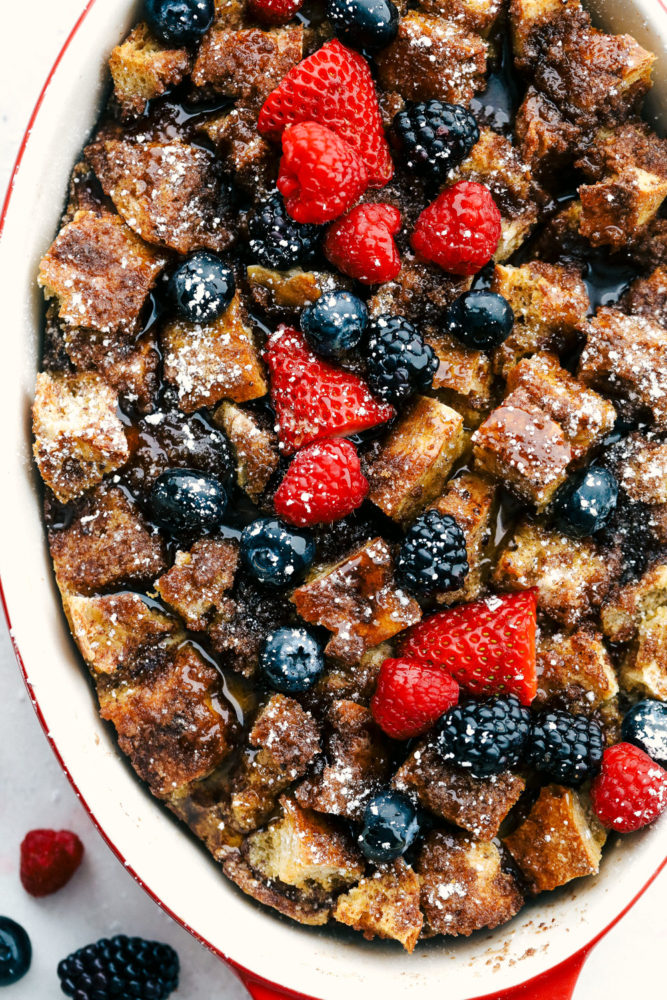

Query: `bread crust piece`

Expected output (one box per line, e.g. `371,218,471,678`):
415,0,502,35
621,266,667,327
199,108,276,197
514,87,583,181
424,330,493,424
208,574,289,677
192,25,303,106
62,327,161,415
214,402,279,501
535,627,618,711
601,562,667,642
222,851,332,926
334,860,423,951
109,22,191,118
429,472,497,604
154,539,238,631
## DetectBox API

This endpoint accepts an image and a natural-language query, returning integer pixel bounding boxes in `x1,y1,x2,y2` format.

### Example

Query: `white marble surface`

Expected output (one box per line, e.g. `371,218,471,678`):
0,2,664,997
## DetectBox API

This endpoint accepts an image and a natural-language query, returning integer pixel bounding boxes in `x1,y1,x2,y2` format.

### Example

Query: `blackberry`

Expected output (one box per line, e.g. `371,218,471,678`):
248,193,321,270
394,101,479,182
366,314,438,405
437,696,531,777
57,935,179,999
527,710,605,785
397,509,468,594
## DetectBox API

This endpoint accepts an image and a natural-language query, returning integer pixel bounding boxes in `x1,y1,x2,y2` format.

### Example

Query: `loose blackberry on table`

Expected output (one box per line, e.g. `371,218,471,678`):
57,935,179,1000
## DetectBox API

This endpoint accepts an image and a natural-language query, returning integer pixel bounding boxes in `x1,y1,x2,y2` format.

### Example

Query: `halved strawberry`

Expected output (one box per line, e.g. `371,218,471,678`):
399,590,538,706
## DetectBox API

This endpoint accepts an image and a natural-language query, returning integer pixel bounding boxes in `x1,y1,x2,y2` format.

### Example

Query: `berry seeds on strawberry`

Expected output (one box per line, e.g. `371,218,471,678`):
324,203,402,284
274,438,369,526
411,180,502,276
591,742,667,833
371,657,459,740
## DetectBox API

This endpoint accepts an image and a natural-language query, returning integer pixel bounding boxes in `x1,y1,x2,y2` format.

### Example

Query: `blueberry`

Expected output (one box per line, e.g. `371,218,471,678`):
622,700,667,767
301,291,368,358
144,0,214,45
446,291,514,350
552,466,618,538
326,0,399,51
149,469,227,537
359,791,419,863
0,917,31,986
241,519,316,587
260,627,325,693
167,252,235,324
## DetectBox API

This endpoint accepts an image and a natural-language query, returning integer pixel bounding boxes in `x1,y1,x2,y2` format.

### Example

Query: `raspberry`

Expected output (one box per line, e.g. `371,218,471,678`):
258,39,393,186
278,122,369,225
57,935,179,1000
247,0,304,25
437,695,532,777
324,203,402,284
590,742,667,833
366,313,438,404
411,180,501,276
274,438,369,526
397,509,469,594
371,657,459,740
20,829,84,897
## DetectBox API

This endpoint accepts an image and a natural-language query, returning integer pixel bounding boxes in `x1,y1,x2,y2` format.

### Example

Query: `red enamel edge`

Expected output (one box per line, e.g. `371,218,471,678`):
1,3,666,1000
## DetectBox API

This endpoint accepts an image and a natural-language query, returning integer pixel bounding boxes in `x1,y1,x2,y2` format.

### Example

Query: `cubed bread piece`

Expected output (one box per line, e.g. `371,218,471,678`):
535,628,618,709
515,87,583,180
394,740,524,839
154,539,238,630
222,851,331,926
32,372,129,503
109,23,190,117
601,563,667,642
63,327,161,414
192,26,303,105
86,138,233,255
167,763,242,858
366,396,466,524
208,575,288,677
38,210,166,335
576,121,667,184
578,309,667,428
214,402,278,500
416,0,501,34
334,860,423,952
531,200,589,267
63,160,107,222
490,261,589,375
579,167,667,250
368,261,471,325
621,608,667,700
622,266,667,327
613,433,667,507
429,471,497,604
295,700,390,821
311,642,392,707
493,520,617,626
424,329,493,422
49,485,166,594
503,785,606,894
292,538,421,665
162,292,267,413
246,266,341,315
375,13,487,104
199,107,276,194
510,0,588,68
417,830,523,937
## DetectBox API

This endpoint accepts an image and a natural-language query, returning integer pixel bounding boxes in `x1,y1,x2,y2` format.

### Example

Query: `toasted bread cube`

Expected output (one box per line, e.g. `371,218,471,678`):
38,210,166,335
579,167,667,250
510,0,587,68
417,830,523,937
246,265,340,314
493,520,617,626
368,261,471,326
200,107,276,194
613,433,667,507
162,292,267,413
535,627,618,709
334,860,423,952
32,372,129,503
208,575,287,677
192,26,303,104
166,763,242,858
312,642,393,707
155,539,238,630
417,0,501,34
622,266,667,327
430,472,497,603
503,785,606,894
222,851,331,925
601,563,667,642
424,329,493,422
214,402,278,500
394,740,524,839
64,327,161,415
109,23,190,117
621,608,667,700
292,538,421,666
49,485,166,594
367,396,466,524
376,13,487,104
576,121,667,184
515,87,582,179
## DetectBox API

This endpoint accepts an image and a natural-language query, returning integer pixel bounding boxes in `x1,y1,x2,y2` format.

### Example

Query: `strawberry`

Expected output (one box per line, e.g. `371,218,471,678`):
258,39,393,186
263,326,394,454
591,742,667,833
371,657,460,740
20,829,84,897
274,438,368,526
324,203,402,284
399,590,538,706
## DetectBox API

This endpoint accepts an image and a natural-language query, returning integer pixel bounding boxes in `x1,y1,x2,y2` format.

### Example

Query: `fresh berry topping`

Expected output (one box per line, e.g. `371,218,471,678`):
411,181,502,276
301,290,368,358
400,591,538,705
144,0,214,45
366,313,438,404
167,252,235,325
0,918,31,986
590,742,667,833
446,290,514,349
260,626,325,692
359,791,420,862
326,0,399,52
241,517,315,587
622,700,667,767
274,438,369,526
552,466,619,538
20,830,84,898
371,657,460,739
149,469,227,537
57,935,179,1000
396,510,469,594
247,193,321,270
247,0,304,25
394,101,479,181
324,203,402,284
437,695,532,777
527,711,605,785
258,39,393,186
264,326,393,453
278,122,369,225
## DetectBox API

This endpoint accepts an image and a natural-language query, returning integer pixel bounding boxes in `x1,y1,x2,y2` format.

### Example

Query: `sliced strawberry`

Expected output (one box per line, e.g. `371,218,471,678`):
399,590,538,706
371,657,460,740
263,326,394,454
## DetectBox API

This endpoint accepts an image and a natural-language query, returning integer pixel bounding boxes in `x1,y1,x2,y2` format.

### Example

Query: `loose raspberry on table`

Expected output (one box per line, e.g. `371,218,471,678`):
371,657,459,740
20,829,84,897
324,203,402,284
247,0,304,25
274,438,369,526
590,742,667,833
411,180,502,276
